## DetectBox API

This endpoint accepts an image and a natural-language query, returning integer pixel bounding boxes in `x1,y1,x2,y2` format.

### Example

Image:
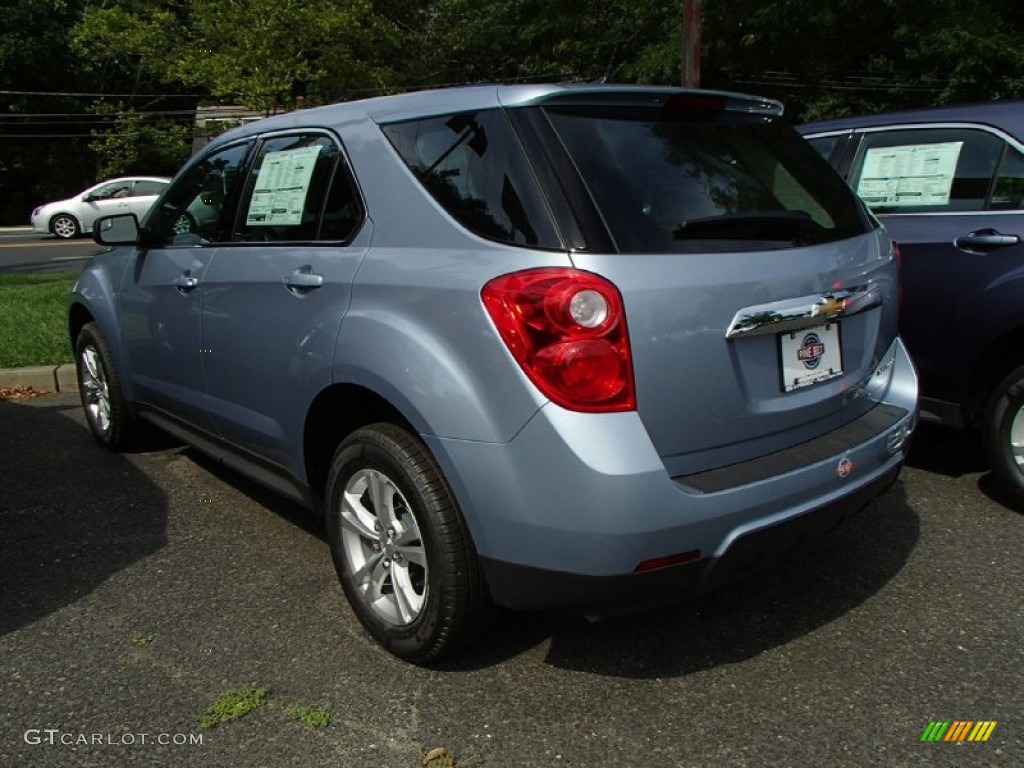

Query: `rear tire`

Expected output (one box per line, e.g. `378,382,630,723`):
325,423,490,663
982,365,1024,509
75,322,142,450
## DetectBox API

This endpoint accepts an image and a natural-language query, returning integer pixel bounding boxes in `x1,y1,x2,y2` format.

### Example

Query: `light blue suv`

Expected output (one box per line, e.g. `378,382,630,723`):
70,84,918,662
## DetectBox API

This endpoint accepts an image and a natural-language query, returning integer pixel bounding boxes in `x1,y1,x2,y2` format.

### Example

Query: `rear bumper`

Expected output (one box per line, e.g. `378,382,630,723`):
425,337,917,615
479,463,900,614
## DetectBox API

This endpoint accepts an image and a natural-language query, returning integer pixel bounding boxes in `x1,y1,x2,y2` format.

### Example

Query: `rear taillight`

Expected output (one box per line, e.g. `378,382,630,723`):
482,268,636,413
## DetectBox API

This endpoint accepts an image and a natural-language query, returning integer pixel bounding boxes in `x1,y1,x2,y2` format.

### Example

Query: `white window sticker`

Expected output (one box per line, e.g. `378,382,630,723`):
856,141,963,208
246,145,322,226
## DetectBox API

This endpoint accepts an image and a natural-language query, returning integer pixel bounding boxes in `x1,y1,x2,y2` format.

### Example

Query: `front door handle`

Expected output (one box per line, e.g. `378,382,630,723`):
284,268,324,292
174,272,199,291
956,228,1022,253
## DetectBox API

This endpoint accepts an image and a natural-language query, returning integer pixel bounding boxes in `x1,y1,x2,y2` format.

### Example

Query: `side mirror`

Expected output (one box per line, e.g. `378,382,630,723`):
93,213,141,245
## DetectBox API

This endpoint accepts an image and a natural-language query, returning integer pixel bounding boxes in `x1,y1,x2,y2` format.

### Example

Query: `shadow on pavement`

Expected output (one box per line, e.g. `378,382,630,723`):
906,420,1023,511
0,396,168,636
904,420,986,477
442,479,919,678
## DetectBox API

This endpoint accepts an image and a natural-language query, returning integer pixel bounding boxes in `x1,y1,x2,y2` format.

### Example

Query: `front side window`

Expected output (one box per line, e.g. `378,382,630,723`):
148,142,252,245
233,133,361,243
89,181,132,200
382,110,560,248
849,127,1005,213
543,105,871,253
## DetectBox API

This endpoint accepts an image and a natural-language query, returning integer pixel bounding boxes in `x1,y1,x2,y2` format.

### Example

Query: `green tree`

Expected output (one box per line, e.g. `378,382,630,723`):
386,0,678,87
73,0,395,111
0,0,96,222
698,0,1024,120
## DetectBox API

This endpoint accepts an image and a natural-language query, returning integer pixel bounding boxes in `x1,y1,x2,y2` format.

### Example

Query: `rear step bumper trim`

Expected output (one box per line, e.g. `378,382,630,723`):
675,404,909,493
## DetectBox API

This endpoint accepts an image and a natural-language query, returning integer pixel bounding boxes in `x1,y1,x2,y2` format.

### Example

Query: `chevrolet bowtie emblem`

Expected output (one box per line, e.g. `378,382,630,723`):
816,294,849,318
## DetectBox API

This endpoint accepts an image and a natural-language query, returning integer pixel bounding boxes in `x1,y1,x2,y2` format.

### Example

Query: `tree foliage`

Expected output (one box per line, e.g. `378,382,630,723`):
72,0,394,112
2,0,1024,224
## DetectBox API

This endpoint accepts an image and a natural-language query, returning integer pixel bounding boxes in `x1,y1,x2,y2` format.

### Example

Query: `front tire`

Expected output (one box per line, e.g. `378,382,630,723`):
983,365,1024,509
75,322,141,450
325,424,489,663
51,213,80,239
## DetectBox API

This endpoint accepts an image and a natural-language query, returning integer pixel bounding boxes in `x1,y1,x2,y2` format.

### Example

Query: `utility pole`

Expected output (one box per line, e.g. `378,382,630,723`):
682,0,703,88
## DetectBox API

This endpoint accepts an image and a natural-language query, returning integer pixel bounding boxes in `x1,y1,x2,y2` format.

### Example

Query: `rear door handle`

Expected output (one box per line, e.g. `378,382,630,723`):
955,228,1022,252
174,273,199,291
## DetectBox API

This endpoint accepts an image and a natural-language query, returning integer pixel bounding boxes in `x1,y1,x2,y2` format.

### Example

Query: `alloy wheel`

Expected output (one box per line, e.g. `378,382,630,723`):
339,468,427,626
80,345,112,435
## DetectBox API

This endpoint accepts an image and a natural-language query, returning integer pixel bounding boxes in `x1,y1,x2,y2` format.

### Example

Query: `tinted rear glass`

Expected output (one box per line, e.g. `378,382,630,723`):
543,105,873,253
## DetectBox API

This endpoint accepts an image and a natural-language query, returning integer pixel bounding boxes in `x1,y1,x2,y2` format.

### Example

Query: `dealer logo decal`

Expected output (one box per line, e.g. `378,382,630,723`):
797,332,826,369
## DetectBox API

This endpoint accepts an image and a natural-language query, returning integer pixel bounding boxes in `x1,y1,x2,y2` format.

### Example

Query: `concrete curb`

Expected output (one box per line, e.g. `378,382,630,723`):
0,365,78,393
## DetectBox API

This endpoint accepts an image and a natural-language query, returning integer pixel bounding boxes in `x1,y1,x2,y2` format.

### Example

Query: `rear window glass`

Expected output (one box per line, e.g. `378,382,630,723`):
382,110,560,249
543,106,873,253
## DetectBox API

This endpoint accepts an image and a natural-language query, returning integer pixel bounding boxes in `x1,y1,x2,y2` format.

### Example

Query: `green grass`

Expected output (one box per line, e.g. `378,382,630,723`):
198,686,270,730
285,704,332,729
0,271,77,368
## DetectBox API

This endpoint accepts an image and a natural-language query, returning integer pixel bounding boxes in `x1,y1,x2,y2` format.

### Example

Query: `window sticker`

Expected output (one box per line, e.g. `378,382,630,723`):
246,145,322,226
856,141,963,208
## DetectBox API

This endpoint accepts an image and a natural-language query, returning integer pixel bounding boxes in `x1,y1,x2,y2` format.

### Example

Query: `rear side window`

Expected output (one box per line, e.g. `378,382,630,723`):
849,127,1005,213
133,180,167,196
543,106,872,253
382,110,560,248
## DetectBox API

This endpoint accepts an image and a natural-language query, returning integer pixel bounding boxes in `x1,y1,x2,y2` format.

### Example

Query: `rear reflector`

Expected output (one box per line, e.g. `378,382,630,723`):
634,550,702,573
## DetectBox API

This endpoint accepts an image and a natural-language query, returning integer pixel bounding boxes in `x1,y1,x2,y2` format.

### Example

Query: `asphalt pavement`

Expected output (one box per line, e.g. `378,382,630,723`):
0,393,1021,767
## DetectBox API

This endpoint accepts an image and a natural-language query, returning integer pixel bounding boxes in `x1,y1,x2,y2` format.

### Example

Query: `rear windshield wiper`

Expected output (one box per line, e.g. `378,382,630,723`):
673,211,822,244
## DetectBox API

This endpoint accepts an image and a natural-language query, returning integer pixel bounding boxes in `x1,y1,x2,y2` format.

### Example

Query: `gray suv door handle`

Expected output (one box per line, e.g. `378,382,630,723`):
174,273,199,291
956,229,1022,252
284,269,324,290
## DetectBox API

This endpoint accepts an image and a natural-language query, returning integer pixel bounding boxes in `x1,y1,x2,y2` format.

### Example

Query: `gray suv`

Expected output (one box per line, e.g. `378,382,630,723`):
70,84,918,662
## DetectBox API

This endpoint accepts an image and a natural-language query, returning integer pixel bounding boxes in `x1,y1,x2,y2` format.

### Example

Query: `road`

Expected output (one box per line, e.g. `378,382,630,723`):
0,228,102,273
0,394,1021,768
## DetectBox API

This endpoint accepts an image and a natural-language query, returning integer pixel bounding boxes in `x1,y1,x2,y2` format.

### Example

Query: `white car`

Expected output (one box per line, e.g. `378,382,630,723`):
30,176,170,239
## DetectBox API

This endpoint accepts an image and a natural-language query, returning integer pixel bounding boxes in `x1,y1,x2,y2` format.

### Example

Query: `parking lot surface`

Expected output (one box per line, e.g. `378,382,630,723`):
1,393,1021,767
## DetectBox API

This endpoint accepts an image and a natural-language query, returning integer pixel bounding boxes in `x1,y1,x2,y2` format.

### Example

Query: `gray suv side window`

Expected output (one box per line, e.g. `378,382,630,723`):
148,141,253,245
234,133,362,243
849,128,1005,213
382,110,560,248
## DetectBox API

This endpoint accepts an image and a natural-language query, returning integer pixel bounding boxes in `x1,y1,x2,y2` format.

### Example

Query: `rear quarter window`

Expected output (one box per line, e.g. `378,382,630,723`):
381,110,561,249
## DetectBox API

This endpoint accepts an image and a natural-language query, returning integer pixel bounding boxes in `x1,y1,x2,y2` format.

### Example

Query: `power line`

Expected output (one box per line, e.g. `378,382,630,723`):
0,89,205,98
